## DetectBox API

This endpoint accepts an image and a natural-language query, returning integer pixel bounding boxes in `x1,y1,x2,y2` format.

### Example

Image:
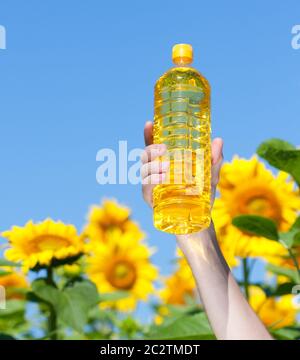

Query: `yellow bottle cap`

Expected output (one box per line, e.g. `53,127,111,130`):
172,43,193,65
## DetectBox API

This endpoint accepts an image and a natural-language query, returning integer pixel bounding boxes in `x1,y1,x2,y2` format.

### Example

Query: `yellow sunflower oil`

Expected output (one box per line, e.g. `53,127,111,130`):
153,44,211,235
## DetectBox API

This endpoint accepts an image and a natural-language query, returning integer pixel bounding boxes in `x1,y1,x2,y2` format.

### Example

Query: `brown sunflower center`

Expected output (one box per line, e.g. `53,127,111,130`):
29,235,71,253
168,288,194,305
98,218,130,234
232,184,282,224
247,197,271,215
105,260,137,290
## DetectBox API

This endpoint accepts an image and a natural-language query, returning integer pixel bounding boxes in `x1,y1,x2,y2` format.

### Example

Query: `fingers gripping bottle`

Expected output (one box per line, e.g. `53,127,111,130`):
153,44,211,235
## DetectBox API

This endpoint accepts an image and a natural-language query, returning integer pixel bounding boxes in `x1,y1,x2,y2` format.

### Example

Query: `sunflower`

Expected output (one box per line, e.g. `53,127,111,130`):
154,249,196,325
86,229,157,311
84,199,144,243
155,251,196,324
0,269,28,299
159,260,195,306
213,156,300,263
249,286,297,329
278,247,300,270
2,219,84,272
221,226,287,265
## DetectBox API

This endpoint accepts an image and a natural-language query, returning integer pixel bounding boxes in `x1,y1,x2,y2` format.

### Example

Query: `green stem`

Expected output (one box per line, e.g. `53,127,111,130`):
46,267,55,285
242,258,250,300
46,267,57,340
287,248,300,283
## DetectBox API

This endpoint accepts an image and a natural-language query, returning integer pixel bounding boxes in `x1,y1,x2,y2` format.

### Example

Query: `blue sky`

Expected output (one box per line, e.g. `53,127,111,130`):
0,0,300,321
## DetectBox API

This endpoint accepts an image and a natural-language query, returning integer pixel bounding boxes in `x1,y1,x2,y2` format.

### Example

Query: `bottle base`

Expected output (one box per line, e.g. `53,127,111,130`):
153,201,211,235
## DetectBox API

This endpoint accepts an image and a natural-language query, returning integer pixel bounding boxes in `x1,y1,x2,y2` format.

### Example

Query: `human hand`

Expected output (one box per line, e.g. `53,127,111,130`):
141,121,223,208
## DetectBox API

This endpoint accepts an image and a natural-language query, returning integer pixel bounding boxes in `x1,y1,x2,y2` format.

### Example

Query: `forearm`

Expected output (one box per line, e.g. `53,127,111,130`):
176,223,273,340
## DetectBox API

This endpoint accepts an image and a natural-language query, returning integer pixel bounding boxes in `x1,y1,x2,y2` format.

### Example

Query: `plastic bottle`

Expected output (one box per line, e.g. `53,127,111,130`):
153,44,211,234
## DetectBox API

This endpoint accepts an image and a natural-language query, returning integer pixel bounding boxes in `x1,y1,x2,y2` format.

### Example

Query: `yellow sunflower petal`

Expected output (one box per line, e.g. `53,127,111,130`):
86,229,157,312
2,219,84,271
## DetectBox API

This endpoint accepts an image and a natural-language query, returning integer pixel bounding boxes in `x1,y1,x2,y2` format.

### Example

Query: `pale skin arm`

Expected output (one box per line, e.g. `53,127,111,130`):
141,121,273,340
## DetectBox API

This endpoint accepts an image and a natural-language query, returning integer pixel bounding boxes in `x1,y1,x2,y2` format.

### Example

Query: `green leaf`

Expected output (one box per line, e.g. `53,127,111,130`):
279,230,300,249
257,138,300,186
149,304,201,331
31,279,100,333
0,333,16,340
259,138,296,151
266,263,299,283
119,317,141,339
0,269,12,276
287,216,300,246
293,232,300,246
31,279,62,307
272,282,296,296
62,280,100,332
0,300,26,335
146,312,215,340
98,291,128,302
87,306,118,330
232,215,279,240
291,216,300,231
279,231,295,249
0,299,25,318
26,291,42,303
270,327,300,340
165,303,199,317
0,259,20,267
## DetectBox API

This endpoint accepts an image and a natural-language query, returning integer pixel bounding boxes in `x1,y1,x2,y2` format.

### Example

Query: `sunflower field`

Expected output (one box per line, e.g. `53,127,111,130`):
0,138,300,340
